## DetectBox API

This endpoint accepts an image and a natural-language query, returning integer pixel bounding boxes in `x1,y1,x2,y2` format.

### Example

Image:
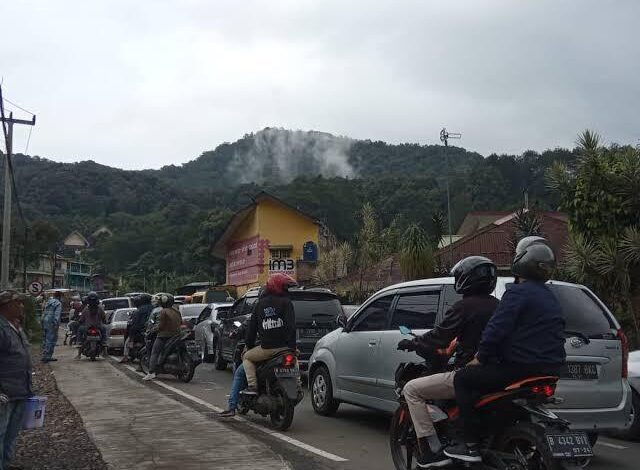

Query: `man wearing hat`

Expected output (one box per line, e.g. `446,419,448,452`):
0,290,32,470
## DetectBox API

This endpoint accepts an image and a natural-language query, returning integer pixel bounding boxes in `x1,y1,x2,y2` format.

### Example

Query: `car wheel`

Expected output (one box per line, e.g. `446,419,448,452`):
311,365,340,416
610,389,640,441
201,340,215,363
214,341,228,371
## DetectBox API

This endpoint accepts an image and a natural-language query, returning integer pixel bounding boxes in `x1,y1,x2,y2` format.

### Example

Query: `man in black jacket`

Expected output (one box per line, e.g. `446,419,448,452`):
242,274,297,394
121,294,153,363
397,257,498,468
444,237,566,464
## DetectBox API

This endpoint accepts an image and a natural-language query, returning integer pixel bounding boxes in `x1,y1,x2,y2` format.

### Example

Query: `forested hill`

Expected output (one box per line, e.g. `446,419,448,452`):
3,127,580,281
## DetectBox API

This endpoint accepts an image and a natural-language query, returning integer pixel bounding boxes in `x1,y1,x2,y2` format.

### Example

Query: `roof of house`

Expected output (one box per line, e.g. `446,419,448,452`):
456,210,567,236
63,231,90,248
211,191,321,259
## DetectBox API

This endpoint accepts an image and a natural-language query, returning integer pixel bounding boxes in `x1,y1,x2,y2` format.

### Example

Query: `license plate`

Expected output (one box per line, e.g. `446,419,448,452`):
562,362,598,380
275,367,300,378
545,432,593,458
86,336,100,341
298,328,331,338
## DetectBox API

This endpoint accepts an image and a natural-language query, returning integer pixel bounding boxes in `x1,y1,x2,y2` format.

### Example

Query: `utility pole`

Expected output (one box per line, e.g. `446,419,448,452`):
0,86,36,289
439,128,461,268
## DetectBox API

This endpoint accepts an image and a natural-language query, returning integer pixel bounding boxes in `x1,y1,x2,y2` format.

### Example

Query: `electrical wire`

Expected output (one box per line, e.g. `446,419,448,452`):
1,97,35,116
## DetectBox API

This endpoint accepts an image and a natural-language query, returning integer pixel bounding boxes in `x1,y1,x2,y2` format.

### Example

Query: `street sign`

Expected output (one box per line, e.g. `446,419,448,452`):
28,281,44,296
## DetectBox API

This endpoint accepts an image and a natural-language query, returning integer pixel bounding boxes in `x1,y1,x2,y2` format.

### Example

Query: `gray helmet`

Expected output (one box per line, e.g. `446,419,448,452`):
158,293,174,308
451,256,497,295
86,291,100,307
512,236,556,282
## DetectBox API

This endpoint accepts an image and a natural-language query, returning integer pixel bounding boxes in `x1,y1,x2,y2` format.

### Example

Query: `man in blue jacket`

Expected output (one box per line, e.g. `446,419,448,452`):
0,290,32,470
41,291,62,362
445,237,567,463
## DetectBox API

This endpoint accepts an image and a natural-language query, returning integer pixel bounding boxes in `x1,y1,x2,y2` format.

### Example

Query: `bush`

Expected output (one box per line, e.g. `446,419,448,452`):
23,296,42,343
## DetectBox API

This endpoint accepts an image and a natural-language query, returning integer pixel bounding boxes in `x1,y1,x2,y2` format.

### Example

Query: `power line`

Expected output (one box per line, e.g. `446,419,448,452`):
2,97,35,116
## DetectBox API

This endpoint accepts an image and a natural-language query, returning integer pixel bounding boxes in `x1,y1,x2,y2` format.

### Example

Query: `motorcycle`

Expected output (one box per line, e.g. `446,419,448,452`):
63,320,79,346
139,327,197,383
390,326,590,470
79,326,103,361
238,349,304,431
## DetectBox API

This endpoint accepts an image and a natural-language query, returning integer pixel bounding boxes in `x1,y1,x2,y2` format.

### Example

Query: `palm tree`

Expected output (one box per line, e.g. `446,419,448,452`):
400,224,434,281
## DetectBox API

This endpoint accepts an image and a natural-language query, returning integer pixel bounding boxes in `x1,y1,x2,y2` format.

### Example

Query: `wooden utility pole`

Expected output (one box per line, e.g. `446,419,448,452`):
0,85,36,289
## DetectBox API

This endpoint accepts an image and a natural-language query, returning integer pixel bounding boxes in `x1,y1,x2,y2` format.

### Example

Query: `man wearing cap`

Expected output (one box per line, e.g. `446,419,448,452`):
0,290,32,470
41,291,62,362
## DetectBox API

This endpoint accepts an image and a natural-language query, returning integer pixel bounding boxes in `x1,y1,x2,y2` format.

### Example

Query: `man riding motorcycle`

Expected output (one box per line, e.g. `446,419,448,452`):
242,273,297,395
143,294,181,381
76,291,107,358
121,294,153,364
444,236,567,463
397,256,499,468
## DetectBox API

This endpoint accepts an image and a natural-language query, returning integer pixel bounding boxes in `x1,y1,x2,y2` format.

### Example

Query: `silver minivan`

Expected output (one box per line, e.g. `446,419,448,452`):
309,277,632,440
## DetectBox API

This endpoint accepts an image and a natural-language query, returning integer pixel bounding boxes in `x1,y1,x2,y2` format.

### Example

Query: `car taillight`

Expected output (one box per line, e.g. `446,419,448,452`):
618,329,629,378
110,328,125,336
181,321,192,330
283,353,295,367
531,384,555,398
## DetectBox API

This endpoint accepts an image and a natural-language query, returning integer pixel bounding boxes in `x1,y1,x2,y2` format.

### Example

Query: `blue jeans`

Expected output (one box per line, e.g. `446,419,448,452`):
229,364,247,410
41,315,59,360
0,400,26,470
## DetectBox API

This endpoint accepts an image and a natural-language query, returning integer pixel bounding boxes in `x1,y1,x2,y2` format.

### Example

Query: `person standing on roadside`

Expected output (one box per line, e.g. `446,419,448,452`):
41,291,62,363
0,290,32,470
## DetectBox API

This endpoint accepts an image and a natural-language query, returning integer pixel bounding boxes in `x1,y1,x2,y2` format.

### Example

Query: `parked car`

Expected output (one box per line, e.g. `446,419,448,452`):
102,297,134,322
214,287,342,374
610,350,640,440
179,303,209,327
106,307,136,353
193,303,233,363
191,288,234,304
309,277,631,444
123,292,149,298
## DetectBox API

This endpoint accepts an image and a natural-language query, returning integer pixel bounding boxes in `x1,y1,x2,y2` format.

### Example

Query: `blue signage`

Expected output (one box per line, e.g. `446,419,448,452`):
303,241,318,262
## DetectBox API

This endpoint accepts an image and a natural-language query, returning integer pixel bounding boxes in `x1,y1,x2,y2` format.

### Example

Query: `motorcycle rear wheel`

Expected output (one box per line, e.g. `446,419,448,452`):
389,404,419,470
270,387,295,431
178,351,195,383
496,422,583,470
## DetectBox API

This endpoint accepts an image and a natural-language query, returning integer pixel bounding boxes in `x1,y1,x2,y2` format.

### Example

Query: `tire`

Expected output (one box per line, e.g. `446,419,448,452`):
389,404,418,470
178,351,195,383
311,366,340,416
496,422,583,470
214,341,228,371
270,387,295,431
201,340,215,363
609,389,640,441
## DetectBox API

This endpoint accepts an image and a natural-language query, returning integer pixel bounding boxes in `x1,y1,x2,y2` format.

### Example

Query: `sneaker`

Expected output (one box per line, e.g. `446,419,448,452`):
444,443,481,463
142,373,157,381
119,357,129,364
417,450,452,468
216,409,236,418
240,387,258,396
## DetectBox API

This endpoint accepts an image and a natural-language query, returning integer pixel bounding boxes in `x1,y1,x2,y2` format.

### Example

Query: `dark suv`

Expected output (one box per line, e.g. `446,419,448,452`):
213,287,342,374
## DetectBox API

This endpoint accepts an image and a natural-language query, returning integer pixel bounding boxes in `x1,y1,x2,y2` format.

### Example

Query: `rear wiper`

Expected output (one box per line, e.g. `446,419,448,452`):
564,330,590,344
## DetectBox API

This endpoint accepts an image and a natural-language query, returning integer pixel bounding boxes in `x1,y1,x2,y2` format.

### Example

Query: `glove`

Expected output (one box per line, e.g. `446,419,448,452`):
0,393,9,406
397,339,416,352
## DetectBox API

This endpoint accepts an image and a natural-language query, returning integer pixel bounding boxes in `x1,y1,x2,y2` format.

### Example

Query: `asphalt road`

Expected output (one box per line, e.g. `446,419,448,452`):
113,359,640,470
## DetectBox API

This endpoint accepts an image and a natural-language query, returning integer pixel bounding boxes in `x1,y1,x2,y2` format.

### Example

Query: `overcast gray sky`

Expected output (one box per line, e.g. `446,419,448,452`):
1,0,638,170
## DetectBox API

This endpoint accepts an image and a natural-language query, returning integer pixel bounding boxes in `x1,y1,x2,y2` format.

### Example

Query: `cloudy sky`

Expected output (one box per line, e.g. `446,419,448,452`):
1,0,638,170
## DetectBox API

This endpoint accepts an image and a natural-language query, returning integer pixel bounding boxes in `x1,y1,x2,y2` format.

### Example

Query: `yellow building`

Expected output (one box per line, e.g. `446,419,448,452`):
212,192,326,295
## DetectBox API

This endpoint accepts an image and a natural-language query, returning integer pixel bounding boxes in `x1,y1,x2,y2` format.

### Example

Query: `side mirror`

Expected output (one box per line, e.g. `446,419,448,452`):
399,325,414,336
337,313,347,329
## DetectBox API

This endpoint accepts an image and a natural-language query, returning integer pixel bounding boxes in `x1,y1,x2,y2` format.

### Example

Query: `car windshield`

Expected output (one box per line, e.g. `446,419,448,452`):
113,310,132,322
291,296,342,322
206,291,229,303
103,299,130,310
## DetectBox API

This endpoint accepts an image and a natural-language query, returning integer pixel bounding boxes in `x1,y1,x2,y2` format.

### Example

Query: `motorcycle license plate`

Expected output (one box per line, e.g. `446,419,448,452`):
545,432,593,458
274,367,300,378
86,336,100,341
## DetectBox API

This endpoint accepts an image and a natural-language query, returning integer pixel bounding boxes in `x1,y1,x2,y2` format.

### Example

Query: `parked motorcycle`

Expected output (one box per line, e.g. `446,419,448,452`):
237,349,303,431
389,326,590,470
63,320,79,346
79,326,103,361
139,328,197,383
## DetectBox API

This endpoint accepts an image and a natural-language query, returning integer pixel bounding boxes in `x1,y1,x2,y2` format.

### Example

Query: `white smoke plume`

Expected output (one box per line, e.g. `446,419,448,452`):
230,128,354,184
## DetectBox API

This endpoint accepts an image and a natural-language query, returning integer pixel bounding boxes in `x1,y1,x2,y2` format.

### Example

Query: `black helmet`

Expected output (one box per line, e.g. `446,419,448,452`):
139,293,152,305
512,236,556,282
451,256,497,295
158,293,174,308
86,291,100,307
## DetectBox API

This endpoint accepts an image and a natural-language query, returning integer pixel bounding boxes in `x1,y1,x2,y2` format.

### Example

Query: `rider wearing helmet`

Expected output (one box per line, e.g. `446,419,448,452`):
143,294,181,381
77,291,107,358
121,294,153,363
445,237,566,463
242,273,298,394
397,256,499,468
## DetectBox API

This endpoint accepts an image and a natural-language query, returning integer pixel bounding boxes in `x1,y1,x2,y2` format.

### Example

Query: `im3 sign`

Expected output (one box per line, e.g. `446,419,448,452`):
269,258,296,278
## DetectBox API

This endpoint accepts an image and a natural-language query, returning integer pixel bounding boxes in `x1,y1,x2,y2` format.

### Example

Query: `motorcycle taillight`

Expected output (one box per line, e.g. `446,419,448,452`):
283,353,295,367
88,328,98,336
531,384,555,398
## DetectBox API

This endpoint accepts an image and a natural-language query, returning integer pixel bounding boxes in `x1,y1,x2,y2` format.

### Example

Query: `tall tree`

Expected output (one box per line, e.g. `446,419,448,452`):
400,223,434,281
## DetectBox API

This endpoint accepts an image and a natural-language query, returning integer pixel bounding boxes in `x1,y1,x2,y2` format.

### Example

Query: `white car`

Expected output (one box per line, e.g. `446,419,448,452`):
309,276,631,443
106,307,136,352
193,303,233,363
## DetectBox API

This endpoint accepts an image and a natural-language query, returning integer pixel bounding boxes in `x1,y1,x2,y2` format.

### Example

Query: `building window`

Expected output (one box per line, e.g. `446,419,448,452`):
270,248,292,259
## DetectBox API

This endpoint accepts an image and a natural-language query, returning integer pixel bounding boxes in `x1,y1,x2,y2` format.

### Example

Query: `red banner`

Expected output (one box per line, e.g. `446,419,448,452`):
226,236,268,285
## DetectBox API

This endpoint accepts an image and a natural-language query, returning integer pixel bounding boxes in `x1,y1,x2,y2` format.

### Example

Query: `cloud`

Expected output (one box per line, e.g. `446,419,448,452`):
1,0,638,169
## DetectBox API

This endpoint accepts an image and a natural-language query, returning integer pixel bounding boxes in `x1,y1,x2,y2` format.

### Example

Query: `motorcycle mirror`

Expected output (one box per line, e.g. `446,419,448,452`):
399,325,413,336
233,321,242,327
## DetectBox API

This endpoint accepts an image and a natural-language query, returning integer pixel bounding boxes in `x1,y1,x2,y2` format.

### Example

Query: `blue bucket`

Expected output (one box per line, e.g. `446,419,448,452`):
22,396,48,430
